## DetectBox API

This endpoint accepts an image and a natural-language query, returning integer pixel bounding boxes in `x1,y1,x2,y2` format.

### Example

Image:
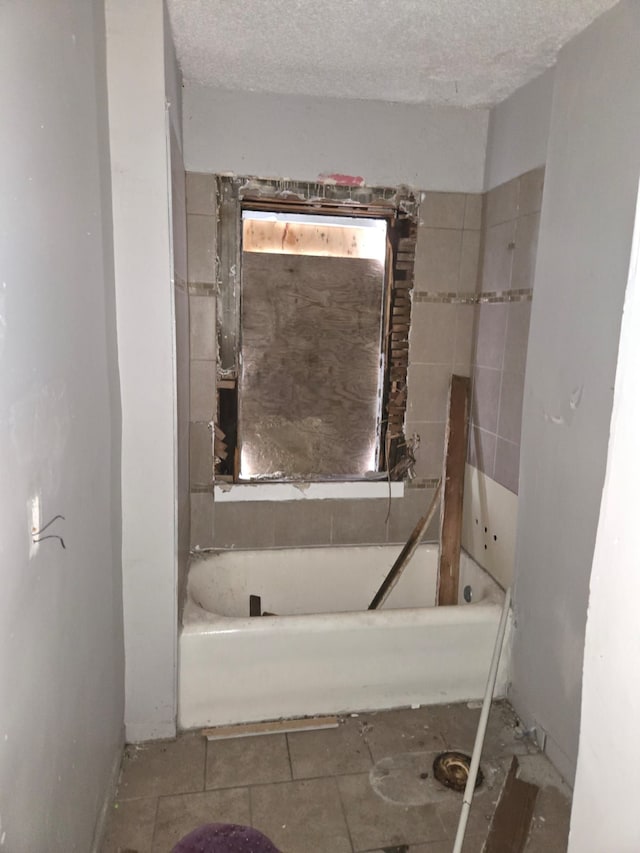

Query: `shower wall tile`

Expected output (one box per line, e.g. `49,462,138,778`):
186,172,217,216
387,486,440,544
494,437,521,494
504,301,532,376
511,212,541,291
486,176,519,227
407,363,452,422
213,502,275,549
273,501,332,548
187,214,216,284
474,303,508,370
409,302,456,364
190,360,216,422
498,371,525,445
420,192,466,229
463,194,483,231
413,227,462,293
330,499,388,545
191,492,214,549
190,422,213,487
406,421,447,480
190,295,216,360
471,367,501,435
468,426,497,478
454,304,476,368
518,166,545,216
458,229,482,292
468,167,544,495
481,220,516,292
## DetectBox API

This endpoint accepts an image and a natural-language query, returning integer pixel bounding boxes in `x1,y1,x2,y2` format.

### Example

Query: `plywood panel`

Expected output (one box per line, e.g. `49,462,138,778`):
239,252,384,479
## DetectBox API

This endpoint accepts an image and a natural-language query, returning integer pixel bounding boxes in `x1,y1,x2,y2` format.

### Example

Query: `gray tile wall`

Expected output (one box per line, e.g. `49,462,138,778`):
407,191,482,482
469,167,544,494
192,486,441,550
187,173,217,547
187,182,483,550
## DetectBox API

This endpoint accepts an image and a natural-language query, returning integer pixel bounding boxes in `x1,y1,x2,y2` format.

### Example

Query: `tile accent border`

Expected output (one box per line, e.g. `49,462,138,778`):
414,288,532,305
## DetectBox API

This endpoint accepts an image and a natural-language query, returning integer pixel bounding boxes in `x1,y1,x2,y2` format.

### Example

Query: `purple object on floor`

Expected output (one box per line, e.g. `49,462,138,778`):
172,823,281,853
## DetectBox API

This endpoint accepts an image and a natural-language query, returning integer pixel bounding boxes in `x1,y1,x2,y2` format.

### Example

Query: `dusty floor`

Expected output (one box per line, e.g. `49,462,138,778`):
102,700,572,852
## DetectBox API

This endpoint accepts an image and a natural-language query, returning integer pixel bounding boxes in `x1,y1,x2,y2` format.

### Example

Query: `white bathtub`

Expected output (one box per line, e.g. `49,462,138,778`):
178,544,511,730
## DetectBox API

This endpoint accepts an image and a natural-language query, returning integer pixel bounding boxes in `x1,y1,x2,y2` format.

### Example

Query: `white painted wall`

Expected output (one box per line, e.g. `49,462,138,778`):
569,182,640,851
484,68,554,190
106,0,178,741
0,1,124,849
511,0,640,783
183,85,489,192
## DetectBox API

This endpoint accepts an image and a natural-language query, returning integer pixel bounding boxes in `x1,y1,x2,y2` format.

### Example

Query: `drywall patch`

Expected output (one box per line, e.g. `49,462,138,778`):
462,464,518,589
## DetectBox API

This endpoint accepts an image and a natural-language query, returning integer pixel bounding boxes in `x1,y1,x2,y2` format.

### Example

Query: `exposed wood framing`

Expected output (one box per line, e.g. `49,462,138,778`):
437,374,471,606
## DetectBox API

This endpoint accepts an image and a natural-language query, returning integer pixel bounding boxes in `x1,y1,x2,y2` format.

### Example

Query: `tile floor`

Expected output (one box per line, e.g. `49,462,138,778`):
102,701,572,853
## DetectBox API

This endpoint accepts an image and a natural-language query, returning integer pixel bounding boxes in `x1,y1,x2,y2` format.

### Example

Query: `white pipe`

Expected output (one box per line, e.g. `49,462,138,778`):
452,586,512,853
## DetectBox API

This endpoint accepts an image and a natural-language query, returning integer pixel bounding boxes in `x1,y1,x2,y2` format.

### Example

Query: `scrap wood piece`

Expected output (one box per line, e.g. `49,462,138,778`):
203,716,339,741
368,480,442,610
437,374,471,606
483,756,539,853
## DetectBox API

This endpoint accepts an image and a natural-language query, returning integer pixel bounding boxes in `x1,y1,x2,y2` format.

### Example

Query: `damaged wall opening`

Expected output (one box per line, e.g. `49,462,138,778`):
239,211,388,481
214,176,418,485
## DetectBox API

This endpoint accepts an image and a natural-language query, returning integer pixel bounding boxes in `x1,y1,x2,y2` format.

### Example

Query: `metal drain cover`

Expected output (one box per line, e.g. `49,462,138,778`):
433,751,483,792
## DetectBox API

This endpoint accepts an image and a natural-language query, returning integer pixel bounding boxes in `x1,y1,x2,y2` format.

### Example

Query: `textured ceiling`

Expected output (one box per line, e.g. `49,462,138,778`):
167,0,619,107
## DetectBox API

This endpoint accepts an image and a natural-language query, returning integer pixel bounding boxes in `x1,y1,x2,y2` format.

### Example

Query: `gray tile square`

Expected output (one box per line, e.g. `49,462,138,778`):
407,364,452,423
497,370,525,444
512,212,540,291
190,422,213,488
190,359,216,421
414,227,462,293
190,294,216,360
337,772,447,850
467,427,497,478
288,719,373,779
187,214,216,284
481,221,516,292
251,777,352,853
454,304,476,371
362,708,447,763
420,192,466,229
409,303,456,365
471,367,501,435
407,422,446,480
117,735,205,800
206,734,291,789
486,178,519,227
464,194,483,231
458,229,481,293
273,500,332,547
434,788,497,843
102,796,157,853
518,166,545,217
504,301,531,375
191,491,214,549
387,488,440,545
494,438,520,494
213,502,275,549
330,498,388,545
186,172,217,216
473,303,508,370
153,788,250,852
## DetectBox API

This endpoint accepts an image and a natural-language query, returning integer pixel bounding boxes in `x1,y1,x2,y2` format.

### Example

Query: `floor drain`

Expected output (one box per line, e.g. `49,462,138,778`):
433,751,483,793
